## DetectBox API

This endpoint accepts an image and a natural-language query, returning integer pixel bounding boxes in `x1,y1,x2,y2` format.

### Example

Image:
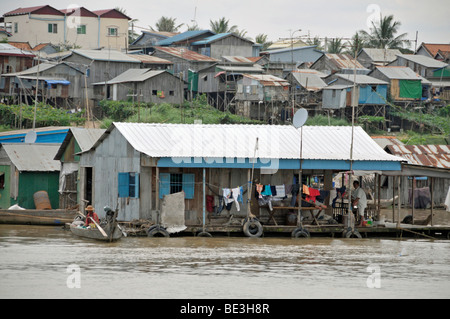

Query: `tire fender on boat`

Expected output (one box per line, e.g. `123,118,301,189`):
147,225,170,237
291,227,310,238
243,218,263,238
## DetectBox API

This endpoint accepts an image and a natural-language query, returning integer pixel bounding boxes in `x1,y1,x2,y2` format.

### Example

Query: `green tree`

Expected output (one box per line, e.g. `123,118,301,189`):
306,36,324,51
360,14,410,49
255,33,272,51
346,31,366,57
327,38,344,54
152,16,184,32
209,17,238,34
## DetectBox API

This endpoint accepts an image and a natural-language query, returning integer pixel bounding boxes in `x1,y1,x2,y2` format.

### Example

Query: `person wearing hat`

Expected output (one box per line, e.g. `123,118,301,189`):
85,205,100,227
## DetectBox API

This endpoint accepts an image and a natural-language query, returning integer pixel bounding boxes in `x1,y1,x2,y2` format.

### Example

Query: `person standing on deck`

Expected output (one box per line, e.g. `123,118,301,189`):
351,181,367,227
85,205,100,227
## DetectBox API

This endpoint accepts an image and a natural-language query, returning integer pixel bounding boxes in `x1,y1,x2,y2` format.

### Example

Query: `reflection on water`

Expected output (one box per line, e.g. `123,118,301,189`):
0,225,449,299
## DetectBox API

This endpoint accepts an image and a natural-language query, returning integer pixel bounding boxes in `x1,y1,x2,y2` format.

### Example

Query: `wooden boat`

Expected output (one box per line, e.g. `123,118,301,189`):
0,209,78,226
70,222,123,242
69,207,125,242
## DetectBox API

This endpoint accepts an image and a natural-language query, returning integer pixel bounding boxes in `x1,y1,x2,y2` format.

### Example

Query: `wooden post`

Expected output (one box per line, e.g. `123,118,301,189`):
430,177,434,226
377,174,381,221
155,167,160,213
392,176,396,223
397,176,401,228
202,168,206,232
412,177,415,225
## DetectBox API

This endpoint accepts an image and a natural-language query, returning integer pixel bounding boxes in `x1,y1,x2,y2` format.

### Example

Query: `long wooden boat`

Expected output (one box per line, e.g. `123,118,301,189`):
0,209,78,226
70,221,123,242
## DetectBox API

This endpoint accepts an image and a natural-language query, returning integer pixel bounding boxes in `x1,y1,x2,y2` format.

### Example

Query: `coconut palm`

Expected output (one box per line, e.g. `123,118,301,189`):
209,17,238,34
346,32,366,56
327,38,345,54
360,14,410,49
255,33,272,51
152,16,184,32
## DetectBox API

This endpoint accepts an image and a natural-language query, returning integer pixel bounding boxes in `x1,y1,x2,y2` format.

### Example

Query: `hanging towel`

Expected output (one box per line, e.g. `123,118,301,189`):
261,185,272,196
275,185,286,197
306,187,321,203
237,186,244,203
303,184,310,195
232,187,241,211
256,184,264,198
223,188,234,205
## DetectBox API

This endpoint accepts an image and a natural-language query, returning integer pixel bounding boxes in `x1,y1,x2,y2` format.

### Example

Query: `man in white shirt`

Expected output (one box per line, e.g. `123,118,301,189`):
352,181,367,226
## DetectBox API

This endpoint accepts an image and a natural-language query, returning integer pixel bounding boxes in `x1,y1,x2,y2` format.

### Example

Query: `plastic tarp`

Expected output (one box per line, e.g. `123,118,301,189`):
399,80,422,98
46,80,70,86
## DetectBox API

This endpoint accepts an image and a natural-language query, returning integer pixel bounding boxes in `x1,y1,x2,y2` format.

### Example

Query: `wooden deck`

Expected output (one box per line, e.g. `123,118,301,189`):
0,209,78,226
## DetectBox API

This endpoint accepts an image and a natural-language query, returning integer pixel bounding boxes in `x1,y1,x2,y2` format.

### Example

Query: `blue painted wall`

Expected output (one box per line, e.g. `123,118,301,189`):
357,84,387,105
0,129,69,144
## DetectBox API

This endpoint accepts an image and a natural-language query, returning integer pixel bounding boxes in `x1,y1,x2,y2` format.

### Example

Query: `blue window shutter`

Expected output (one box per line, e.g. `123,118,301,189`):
159,173,170,199
134,173,139,198
118,173,130,197
182,174,195,199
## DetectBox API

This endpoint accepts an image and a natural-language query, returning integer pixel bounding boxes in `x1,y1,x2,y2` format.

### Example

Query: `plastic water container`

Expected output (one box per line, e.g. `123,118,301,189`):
33,191,52,210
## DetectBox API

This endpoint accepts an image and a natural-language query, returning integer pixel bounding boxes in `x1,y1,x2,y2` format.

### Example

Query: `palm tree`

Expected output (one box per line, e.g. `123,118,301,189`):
327,38,345,54
255,34,272,51
306,36,324,51
152,16,184,32
346,32,366,57
209,17,238,34
360,14,410,49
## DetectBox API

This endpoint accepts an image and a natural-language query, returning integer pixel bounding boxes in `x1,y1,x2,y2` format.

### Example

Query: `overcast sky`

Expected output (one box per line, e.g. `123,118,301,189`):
2,0,449,47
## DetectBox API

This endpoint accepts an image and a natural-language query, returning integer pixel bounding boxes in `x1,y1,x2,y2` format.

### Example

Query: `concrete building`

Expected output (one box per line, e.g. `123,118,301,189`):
2,5,130,51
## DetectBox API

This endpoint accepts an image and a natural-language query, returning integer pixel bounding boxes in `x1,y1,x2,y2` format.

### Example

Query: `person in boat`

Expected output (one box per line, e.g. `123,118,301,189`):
85,205,100,227
351,181,367,227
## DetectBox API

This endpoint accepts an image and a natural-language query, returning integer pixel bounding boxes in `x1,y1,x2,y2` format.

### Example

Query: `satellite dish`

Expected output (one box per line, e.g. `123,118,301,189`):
293,108,308,128
24,130,37,143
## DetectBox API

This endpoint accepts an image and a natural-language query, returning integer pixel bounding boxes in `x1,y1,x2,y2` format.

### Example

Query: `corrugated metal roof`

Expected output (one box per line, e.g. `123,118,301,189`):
54,128,106,160
398,54,448,68
374,66,424,80
4,5,47,16
419,43,450,57
90,123,404,163
325,53,367,70
222,56,255,63
1,143,60,172
290,72,327,91
92,69,168,85
154,46,218,62
71,49,141,63
191,33,232,45
372,136,404,149
127,54,173,64
359,48,402,63
242,74,290,87
217,65,264,73
336,74,388,85
386,145,450,169
0,43,35,57
157,30,214,46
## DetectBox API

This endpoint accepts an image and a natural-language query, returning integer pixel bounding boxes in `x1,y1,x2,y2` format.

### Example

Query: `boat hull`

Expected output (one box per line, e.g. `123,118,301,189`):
70,223,123,242
0,209,78,226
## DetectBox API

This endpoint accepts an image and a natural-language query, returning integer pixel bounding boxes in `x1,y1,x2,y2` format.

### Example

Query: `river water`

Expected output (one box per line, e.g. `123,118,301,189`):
0,225,449,299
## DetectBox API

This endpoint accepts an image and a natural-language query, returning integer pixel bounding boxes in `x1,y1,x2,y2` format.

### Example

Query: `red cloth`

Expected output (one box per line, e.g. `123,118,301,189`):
306,187,321,203
85,212,99,226
206,195,215,213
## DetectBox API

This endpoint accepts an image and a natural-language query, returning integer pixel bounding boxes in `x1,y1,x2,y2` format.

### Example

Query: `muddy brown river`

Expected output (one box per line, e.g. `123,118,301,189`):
0,225,449,299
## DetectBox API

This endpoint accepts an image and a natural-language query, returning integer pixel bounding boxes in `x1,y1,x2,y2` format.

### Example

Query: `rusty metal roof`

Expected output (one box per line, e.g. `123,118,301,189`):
242,74,290,87
386,145,450,169
325,53,367,70
153,46,218,62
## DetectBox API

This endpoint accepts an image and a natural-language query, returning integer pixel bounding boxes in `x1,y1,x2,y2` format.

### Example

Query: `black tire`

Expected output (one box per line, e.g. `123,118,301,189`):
294,229,310,238
243,219,263,238
291,227,310,238
147,225,170,237
344,229,362,239
197,231,212,237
